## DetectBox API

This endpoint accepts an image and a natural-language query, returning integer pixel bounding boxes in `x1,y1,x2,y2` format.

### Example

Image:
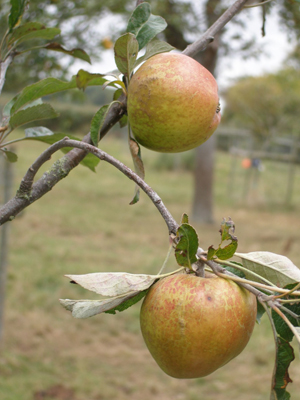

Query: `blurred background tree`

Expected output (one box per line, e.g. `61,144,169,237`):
223,64,300,148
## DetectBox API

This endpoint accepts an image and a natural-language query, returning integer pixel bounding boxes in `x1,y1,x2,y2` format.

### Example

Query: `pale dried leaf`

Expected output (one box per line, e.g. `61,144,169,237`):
59,291,139,318
65,272,157,296
235,251,300,288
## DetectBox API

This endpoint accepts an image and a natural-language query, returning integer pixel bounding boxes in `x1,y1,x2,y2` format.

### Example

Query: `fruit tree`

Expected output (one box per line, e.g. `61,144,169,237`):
0,1,300,399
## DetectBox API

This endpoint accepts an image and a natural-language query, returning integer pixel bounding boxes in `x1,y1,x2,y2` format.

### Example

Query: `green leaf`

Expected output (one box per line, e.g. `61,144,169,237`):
60,147,100,172
0,148,18,162
90,101,120,146
8,0,27,32
127,2,167,50
219,217,237,242
24,127,100,172
24,126,59,140
207,218,238,260
105,290,148,314
76,69,108,91
7,22,60,45
271,338,294,400
235,252,300,288
215,241,238,260
3,97,15,117
113,88,124,101
119,114,128,128
114,33,139,76
90,104,109,146
134,38,175,67
10,75,109,115
175,223,199,269
256,300,266,324
102,80,126,91
181,213,189,224
272,287,300,342
223,263,245,279
44,43,91,63
129,138,145,205
9,103,58,129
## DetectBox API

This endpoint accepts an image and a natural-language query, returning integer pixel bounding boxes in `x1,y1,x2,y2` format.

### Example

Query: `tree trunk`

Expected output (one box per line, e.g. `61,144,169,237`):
191,4,221,224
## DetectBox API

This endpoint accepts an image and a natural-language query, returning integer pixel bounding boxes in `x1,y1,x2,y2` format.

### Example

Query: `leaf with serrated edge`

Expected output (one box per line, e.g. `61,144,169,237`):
272,295,300,343
10,75,109,115
1,149,18,162
44,43,91,63
215,240,238,260
270,337,294,400
76,69,107,91
60,291,140,318
9,25,60,45
65,272,158,297
127,3,167,50
181,213,189,224
9,103,58,129
235,252,300,288
90,102,120,146
8,0,26,32
175,223,198,268
114,33,138,76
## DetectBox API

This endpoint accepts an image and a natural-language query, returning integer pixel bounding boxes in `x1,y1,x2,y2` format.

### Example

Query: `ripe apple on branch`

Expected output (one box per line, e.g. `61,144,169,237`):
1,1,300,400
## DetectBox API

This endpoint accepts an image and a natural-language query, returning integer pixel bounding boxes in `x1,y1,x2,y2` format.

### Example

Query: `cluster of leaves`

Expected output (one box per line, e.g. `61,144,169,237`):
0,0,96,167
61,215,300,400
0,2,175,188
2,3,300,400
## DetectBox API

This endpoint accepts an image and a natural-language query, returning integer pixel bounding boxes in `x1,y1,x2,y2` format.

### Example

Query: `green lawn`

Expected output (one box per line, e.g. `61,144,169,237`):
1,135,300,400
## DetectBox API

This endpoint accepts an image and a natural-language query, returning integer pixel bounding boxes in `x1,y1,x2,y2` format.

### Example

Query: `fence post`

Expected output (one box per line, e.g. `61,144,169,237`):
0,157,13,345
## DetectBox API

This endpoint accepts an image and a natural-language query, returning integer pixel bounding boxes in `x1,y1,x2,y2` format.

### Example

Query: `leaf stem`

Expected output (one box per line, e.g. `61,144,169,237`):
273,282,300,299
215,258,277,287
156,267,185,279
1,137,26,147
157,243,174,276
243,0,274,8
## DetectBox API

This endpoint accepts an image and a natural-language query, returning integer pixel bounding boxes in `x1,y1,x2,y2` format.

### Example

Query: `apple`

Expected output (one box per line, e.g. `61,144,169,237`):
140,272,257,379
127,52,221,153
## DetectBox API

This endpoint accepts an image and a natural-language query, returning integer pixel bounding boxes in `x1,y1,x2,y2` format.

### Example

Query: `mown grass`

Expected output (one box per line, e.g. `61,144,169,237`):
1,134,300,400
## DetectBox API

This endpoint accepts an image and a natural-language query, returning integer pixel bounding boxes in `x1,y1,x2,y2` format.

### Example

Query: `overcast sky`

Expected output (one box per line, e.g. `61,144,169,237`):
70,4,295,92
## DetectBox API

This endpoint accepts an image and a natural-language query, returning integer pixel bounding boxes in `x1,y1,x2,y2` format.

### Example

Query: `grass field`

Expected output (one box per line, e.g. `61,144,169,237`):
1,135,300,400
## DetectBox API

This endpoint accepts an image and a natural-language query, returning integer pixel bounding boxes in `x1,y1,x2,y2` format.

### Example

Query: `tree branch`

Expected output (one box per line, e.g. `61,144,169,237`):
0,137,179,234
183,0,250,58
0,0,252,224
0,95,127,225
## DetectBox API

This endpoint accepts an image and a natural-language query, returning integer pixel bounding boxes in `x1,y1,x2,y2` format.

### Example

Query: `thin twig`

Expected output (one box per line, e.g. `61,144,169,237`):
183,0,250,57
17,138,70,196
62,139,179,235
273,282,300,299
2,137,178,234
0,95,127,226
